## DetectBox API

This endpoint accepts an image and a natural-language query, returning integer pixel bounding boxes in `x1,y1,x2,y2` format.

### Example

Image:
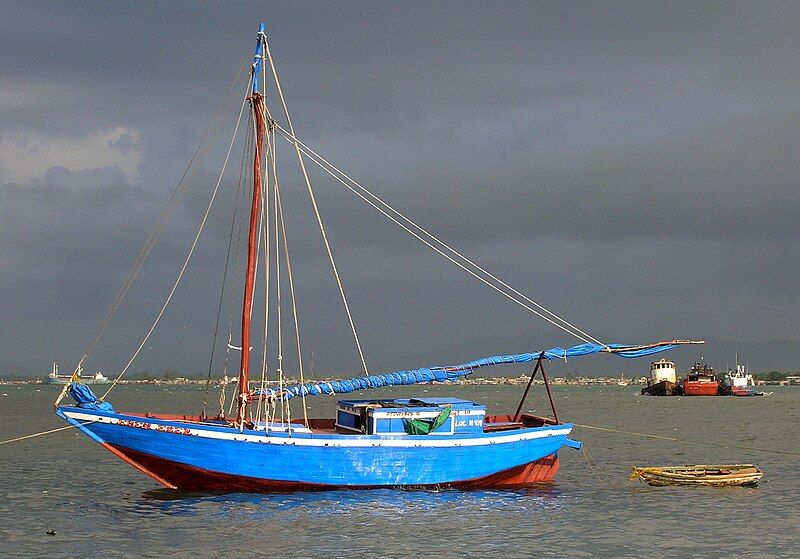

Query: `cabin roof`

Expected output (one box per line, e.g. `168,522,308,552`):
337,397,484,410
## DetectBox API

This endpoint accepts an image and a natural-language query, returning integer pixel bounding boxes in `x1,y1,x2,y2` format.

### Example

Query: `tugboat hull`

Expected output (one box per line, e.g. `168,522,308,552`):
641,380,683,396
682,381,719,396
731,385,755,397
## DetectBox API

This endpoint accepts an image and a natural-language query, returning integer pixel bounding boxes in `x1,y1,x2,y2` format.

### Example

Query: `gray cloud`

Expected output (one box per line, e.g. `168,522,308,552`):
1,2,799,378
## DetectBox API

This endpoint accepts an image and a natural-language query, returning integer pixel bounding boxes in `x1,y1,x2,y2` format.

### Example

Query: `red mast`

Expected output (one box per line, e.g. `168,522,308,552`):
236,90,266,425
237,25,268,425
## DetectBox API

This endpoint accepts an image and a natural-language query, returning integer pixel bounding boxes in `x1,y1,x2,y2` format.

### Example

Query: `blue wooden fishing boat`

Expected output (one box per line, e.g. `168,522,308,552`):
56,396,576,490
54,23,701,492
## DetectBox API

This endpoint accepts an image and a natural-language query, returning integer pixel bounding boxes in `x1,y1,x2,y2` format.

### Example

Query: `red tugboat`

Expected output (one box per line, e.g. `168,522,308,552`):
683,362,720,396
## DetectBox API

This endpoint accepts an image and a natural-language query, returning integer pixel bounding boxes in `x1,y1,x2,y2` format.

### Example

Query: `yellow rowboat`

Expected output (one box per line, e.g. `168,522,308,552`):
629,464,763,487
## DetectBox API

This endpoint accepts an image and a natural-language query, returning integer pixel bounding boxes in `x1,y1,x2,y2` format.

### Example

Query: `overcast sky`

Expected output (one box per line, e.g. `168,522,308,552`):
2,1,799,378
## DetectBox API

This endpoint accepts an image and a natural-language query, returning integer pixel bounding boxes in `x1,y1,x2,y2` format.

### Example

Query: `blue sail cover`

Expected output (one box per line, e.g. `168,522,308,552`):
69,383,115,412
255,342,677,401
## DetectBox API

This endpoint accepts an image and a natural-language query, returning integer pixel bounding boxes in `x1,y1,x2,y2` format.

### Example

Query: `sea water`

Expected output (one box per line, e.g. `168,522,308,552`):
1,383,797,558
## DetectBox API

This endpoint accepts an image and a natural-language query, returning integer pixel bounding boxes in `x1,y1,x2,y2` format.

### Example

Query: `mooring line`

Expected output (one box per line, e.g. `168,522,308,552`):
0,421,97,446
574,423,800,457
579,445,624,486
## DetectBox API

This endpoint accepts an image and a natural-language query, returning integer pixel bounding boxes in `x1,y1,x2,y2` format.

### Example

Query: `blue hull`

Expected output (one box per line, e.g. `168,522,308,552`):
57,406,580,490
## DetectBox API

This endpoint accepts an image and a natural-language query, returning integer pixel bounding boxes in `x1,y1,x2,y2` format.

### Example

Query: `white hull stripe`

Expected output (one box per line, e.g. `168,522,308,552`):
63,411,573,448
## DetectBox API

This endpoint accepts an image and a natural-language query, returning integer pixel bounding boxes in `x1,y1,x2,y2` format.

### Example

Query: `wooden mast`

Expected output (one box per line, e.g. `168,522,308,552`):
237,24,267,425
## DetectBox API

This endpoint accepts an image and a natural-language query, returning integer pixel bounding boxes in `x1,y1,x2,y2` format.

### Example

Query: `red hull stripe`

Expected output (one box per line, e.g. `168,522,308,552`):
100,442,177,489
106,444,559,491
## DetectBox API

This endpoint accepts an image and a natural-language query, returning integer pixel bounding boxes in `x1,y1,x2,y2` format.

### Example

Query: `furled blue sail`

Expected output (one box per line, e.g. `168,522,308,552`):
68,383,115,412
254,342,678,401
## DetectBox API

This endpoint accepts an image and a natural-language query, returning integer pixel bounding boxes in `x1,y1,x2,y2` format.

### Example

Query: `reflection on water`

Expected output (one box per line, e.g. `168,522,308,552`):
1,384,798,558
136,484,568,524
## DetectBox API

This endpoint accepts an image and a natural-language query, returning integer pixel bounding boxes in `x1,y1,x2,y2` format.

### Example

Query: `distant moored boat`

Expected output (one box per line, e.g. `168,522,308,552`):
719,355,756,396
47,363,110,385
682,361,720,396
641,359,683,396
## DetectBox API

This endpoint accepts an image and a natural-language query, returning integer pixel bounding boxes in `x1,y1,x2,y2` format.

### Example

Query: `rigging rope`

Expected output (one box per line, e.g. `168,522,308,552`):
273,125,289,431
85,62,249,361
580,445,620,486
245,100,268,405
264,38,370,375
275,157,310,426
53,63,250,409
202,123,250,417
96,77,253,402
271,125,602,345
0,421,98,446
275,123,605,345
255,111,272,428
254,37,273,429
221,126,254,417
574,423,800,457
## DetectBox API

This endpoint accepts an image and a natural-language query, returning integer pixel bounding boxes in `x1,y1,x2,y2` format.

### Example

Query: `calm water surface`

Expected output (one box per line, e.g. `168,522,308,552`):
1,383,798,558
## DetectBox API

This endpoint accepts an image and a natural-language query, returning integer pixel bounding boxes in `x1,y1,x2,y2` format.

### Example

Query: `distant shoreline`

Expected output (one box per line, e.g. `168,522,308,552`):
2,375,798,387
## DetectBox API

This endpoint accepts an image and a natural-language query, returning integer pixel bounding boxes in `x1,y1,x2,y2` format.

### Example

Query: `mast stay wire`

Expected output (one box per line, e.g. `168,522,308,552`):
53,62,249,408
202,117,252,417
273,119,289,431
256,38,273,429
222,126,253,418
244,96,270,423
255,103,272,428
271,124,602,346
274,141,310,427
95,77,254,402
263,37,370,376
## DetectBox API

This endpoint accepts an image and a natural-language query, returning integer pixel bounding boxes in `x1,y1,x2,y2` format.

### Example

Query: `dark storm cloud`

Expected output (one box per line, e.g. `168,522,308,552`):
1,1,799,376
